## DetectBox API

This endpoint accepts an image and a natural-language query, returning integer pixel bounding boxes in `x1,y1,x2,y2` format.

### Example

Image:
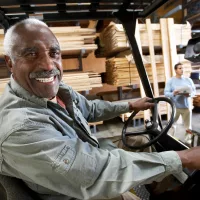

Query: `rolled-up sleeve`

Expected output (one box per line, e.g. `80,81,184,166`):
2,124,183,200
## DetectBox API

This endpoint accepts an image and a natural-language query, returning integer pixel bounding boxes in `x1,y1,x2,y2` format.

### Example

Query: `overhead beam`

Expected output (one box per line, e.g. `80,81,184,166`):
0,0,151,6
139,0,169,18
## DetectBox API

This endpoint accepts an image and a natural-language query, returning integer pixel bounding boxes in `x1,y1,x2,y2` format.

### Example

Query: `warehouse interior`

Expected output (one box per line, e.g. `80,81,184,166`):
0,0,200,199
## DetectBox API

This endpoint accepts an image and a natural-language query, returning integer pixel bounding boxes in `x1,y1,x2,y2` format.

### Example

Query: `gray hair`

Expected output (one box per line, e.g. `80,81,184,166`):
3,18,48,59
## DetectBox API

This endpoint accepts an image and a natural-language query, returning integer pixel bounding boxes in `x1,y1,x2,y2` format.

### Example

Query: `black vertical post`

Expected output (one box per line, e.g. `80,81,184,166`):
115,10,163,130
117,86,123,100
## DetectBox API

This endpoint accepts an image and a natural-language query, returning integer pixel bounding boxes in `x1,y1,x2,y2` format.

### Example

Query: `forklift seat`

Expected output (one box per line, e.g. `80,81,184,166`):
0,174,37,200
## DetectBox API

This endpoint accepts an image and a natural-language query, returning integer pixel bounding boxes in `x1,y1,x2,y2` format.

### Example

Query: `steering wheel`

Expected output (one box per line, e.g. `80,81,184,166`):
122,97,176,150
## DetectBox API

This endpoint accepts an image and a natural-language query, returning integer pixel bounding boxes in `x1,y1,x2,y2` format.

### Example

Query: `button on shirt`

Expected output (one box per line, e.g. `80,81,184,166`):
0,76,183,200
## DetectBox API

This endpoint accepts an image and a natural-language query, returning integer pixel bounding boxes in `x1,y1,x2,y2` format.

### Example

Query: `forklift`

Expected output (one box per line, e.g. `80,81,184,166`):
0,0,199,199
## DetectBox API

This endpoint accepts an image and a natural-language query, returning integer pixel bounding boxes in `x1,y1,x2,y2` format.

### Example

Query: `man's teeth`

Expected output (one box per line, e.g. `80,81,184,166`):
35,77,54,82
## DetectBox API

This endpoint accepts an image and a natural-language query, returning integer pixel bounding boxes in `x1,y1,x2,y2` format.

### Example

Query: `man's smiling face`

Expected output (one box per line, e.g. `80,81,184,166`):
6,23,63,99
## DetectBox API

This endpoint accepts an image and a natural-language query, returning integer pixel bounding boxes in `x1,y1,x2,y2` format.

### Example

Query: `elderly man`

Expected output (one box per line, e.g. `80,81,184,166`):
0,18,200,200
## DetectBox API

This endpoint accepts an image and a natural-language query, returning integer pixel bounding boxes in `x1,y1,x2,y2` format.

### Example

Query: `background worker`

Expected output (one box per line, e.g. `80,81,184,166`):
164,63,196,146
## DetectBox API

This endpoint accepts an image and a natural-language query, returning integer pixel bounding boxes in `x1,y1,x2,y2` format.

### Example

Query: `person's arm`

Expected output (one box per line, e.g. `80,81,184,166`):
164,79,173,98
177,146,200,170
3,124,183,200
164,78,179,98
70,87,154,122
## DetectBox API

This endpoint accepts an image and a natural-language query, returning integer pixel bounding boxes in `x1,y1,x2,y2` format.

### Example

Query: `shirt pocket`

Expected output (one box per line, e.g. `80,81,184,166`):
73,152,97,187
52,145,75,175
52,145,97,187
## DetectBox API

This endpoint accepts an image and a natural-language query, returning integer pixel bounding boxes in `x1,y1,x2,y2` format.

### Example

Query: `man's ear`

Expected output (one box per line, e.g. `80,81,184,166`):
4,55,13,73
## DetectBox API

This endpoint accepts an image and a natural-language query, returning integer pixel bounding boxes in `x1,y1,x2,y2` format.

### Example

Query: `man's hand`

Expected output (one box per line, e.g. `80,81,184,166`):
177,146,200,170
128,97,154,112
173,90,180,96
183,93,190,97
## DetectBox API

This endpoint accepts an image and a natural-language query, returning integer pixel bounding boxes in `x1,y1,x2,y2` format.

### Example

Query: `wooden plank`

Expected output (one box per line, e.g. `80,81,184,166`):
88,20,98,28
135,19,150,121
160,18,171,120
146,18,159,97
160,18,171,79
0,26,97,58
167,18,178,76
160,19,173,120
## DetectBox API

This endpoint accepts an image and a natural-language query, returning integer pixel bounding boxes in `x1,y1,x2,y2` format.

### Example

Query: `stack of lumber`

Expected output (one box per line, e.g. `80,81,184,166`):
88,72,103,88
50,27,97,57
0,72,102,95
62,72,91,91
0,26,97,57
96,23,129,57
62,72,102,92
193,94,200,107
105,54,192,86
105,56,165,86
139,23,191,47
96,21,191,57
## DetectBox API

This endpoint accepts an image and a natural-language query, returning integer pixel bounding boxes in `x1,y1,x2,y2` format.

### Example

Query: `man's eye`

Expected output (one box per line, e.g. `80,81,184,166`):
26,52,37,57
49,51,60,57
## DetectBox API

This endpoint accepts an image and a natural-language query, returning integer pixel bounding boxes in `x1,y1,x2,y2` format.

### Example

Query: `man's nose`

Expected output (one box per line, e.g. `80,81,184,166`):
39,54,54,71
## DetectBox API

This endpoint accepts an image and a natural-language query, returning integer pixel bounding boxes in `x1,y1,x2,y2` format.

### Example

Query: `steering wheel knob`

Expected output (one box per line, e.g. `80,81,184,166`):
145,119,153,129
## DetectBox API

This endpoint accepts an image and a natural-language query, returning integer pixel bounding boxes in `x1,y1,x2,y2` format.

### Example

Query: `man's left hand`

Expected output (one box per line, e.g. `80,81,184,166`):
128,97,154,112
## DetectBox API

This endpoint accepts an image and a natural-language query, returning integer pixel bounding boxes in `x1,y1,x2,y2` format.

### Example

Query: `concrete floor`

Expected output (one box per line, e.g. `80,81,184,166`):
169,108,200,143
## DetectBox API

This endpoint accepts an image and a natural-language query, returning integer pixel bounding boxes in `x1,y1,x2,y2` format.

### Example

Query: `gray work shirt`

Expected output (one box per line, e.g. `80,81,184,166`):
0,77,183,200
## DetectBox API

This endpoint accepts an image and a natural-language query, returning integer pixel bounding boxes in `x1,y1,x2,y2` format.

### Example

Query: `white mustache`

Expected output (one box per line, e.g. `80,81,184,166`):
29,69,60,79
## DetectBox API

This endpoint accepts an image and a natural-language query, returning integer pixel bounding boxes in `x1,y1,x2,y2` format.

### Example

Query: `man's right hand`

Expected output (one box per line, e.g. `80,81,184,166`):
173,90,180,96
177,146,200,170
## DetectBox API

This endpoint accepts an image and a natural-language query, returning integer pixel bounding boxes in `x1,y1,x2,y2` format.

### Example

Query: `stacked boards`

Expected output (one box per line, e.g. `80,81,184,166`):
0,72,102,95
0,26,97,58
62,72,102,92
97,21,191,57
105,54,192,86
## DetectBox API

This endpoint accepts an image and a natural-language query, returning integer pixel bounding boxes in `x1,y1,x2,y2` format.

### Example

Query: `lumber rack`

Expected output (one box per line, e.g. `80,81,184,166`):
63,49,85,72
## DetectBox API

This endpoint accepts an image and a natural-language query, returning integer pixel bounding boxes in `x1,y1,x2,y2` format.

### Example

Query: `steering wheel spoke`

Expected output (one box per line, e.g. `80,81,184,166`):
124,130,148,137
